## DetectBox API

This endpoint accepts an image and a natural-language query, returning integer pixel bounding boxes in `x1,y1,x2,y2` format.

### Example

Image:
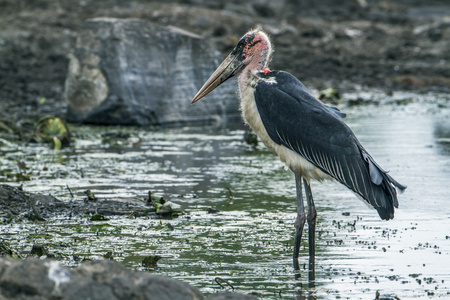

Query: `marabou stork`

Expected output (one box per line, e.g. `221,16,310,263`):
191,29,406,269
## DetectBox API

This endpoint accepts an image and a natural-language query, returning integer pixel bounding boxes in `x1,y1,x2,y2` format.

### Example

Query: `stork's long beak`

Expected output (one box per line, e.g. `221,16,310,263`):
191,52,244,104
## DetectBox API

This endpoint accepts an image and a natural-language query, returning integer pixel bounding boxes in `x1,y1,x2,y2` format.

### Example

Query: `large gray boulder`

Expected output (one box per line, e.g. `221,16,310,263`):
0,258,258,300
65,19,239,126
207,292,259,300
0,258,204,300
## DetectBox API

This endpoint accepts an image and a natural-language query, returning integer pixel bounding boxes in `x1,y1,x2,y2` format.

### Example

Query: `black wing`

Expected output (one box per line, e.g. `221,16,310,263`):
254,71,406,220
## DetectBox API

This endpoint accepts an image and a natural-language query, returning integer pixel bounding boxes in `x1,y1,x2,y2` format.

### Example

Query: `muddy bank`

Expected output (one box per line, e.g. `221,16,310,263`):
0,184,181,222
0,0,449,123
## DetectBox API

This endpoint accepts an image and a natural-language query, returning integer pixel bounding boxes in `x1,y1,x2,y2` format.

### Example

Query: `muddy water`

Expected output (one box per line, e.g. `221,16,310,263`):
1,100,450,299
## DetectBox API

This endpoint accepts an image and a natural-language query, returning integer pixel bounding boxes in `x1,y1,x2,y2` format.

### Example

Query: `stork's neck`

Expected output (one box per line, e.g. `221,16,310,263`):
237,65,255,94
237,33,273,129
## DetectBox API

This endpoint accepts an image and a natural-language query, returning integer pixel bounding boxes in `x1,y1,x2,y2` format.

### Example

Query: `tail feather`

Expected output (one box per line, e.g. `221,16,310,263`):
355,144,406,220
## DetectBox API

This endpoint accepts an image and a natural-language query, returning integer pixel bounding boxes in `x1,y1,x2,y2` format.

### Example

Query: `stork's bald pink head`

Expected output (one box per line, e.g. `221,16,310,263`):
231,29,273,72
191,29,273,104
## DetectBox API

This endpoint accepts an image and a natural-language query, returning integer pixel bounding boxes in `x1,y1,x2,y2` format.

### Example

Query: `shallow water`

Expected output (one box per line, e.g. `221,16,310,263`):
1,99,450,299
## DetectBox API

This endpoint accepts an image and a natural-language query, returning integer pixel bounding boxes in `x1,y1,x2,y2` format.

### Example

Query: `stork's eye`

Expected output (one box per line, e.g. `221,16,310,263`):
236,39,246,48
235,37,250,52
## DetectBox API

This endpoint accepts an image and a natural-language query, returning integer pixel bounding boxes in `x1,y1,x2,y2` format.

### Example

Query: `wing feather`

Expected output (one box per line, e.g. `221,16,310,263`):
254,71,405,220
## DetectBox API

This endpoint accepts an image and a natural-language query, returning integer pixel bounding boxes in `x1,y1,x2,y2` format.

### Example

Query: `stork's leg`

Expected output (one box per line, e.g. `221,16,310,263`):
293,173,306,271
303,179,316,283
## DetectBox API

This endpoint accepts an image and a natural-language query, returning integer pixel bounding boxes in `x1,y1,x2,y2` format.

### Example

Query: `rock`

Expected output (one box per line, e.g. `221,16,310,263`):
0,258,204,300
0,258,58,300
207,292,259,300
0,258,256,300
65,19,239,126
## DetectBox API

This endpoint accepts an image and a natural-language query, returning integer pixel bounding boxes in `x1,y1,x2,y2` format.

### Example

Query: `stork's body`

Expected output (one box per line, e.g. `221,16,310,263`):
191,29,406,271
239,71,331,182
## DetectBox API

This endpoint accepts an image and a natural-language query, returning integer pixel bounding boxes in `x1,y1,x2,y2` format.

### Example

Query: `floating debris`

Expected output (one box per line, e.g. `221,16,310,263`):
90,214,109,221
244,130,258,148
160,223,174,232
35,116,70,150
84,190,97,201
103,251,114,260
207,208,220,214
101,131,131,147
147,191,165,204
146,191,183,218
317,87,341,105
29,244,47,257
375,291,401,300
142,255,162,268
